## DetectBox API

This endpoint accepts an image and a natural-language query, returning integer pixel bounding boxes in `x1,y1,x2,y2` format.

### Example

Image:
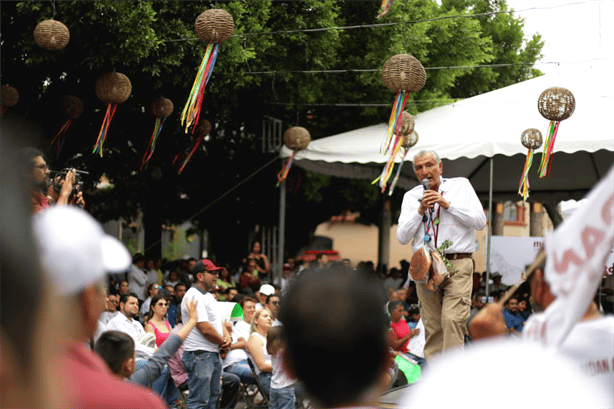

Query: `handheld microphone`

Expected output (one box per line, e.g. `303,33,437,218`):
422,178,430,191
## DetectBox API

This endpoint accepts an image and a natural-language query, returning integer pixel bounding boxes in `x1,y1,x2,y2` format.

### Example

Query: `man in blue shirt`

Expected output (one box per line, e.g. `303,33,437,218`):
503,297,524,335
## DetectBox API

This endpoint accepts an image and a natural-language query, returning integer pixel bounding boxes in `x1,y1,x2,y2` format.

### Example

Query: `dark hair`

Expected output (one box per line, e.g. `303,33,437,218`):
145,295,167,323
174,282,186,292
132,253,145,264
266,294,280,305
119,292,139,307
407,305,420,317
232,293,244,304
282,267,388,407
239,296,257,308
14,147,44,171
387,300,403,314
94,331,135,374
224,286,237,295
266,326,285,356
146,283,157,296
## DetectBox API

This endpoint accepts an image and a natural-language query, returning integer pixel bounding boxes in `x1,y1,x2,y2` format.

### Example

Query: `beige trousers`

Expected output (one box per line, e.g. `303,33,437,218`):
416,257,473,361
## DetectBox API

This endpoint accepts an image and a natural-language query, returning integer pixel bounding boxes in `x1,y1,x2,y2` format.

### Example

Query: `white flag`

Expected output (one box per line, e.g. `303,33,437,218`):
524,165,614,348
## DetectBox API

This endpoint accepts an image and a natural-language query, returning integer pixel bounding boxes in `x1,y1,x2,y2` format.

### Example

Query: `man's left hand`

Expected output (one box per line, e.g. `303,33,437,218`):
422,190,450,210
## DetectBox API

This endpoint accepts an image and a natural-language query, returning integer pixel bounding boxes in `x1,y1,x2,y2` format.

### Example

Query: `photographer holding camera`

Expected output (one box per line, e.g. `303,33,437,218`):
16,148,85,212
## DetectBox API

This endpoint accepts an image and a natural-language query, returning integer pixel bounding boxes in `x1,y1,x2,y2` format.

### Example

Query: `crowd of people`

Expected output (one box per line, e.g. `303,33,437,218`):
3,143,613,409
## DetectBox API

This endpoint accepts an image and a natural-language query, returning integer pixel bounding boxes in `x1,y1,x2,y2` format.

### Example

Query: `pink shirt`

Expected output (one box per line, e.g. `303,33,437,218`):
152,320,171,348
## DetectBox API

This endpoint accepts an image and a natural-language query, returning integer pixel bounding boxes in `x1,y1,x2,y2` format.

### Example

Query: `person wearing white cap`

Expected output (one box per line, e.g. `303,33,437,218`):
255,284,275,311
32,206,165,409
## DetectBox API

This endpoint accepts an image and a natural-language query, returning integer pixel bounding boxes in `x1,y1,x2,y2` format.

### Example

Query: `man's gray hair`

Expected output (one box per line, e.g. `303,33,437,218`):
412,150,441,171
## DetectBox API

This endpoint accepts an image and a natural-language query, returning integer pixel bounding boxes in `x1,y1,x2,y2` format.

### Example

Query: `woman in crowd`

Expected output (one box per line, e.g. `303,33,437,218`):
144,295,172,347
217,267,236,301
118,279,130,295
140,283,161,317
247,308,274,395
248,241,270,279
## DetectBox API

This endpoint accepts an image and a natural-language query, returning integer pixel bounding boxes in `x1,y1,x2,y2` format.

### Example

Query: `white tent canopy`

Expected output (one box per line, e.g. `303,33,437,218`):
281,60,614,202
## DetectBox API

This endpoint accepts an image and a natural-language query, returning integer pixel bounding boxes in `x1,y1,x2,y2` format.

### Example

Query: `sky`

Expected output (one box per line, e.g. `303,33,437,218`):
506,0,614,76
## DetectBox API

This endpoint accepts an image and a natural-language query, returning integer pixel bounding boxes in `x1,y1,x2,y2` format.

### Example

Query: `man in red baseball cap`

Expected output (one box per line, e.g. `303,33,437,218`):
181,259,232,409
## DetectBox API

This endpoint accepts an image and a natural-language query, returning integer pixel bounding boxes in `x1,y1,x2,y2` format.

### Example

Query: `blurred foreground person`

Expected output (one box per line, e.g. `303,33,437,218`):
1,137,66,408
281,267,390,408
32,206,165,409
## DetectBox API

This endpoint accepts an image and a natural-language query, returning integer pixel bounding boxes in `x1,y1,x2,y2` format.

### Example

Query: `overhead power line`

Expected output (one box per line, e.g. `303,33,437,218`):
164,1,591,43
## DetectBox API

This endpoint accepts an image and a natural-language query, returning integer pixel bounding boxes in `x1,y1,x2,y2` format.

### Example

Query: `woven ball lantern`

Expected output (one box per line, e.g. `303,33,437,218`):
378,54,427,194
141,97,175,170
1,85,19,117
277,127,311,186
33,19,70,50
195,9,234,44
396,111,415,136
283,126,311,151
401,130,419,149
181,9,235,134
536,87,575,178
518,128,544,201
174,119,212,175
50,96,84,155
93,73,132,156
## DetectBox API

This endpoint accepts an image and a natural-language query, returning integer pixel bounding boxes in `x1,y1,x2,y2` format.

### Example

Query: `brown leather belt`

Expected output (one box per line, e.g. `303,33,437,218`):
445,253,472,260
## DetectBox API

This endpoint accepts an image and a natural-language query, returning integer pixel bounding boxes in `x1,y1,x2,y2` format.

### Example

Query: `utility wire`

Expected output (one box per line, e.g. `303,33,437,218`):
164,1,591,43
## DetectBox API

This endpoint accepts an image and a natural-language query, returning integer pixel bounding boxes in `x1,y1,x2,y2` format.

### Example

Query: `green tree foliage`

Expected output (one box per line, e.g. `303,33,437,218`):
1,0,543,261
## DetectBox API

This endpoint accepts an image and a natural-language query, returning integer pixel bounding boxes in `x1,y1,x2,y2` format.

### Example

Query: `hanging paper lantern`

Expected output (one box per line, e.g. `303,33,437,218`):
518,128,543,201
378,56,426,194
278,127,311,186
33,19,70,50
1,85,19,117
50,95,83,155
174,119,212,174
401,129,419,149
93,73,132,156
377,0,395,18
536,87,575,178
141,97,174,170
181,9,234,134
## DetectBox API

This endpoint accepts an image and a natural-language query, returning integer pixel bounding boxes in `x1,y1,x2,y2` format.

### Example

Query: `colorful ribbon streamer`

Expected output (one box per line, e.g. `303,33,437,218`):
375,90,410,193
388,147,410,196
50,118,73,155
277,150,297,187
93,103,118,157
377,0,394,18
141,117,167,171
1,106,9,117
173,134,206,175
537,121,560,178
180,42,219,134
518,148,535,201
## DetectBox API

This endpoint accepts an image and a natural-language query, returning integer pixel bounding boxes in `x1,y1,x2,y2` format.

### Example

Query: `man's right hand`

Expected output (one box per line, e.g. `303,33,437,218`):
57,170,75,205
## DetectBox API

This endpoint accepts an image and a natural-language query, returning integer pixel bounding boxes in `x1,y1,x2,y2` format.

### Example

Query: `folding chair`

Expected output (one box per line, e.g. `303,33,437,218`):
247,359,270,407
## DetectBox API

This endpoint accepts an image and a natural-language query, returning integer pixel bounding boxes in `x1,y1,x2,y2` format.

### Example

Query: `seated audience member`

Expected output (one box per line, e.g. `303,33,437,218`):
95,298,198,387
281,267,390,408
118,279,130,296
222,320,256,385
518,298,532,322
144,295,172,347
145,258,159,286
164,270,181,288
167,307,189,388
256,284,275,310
405,305,426,371
32,206,165,408
140,283,161,317
384,268,403,290
239,257,261,295
266,294,282,326
217,267,237,301
167,282,187,328
224,287,239,302
267,326,298,409
502,296,524,335
247,308,274,395
235,297,257,337
388,301,425,369
100,293,120,325
107,293,156,359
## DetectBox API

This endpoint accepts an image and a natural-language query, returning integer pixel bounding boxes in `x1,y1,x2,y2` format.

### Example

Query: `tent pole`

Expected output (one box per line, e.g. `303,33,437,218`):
486,158,493,297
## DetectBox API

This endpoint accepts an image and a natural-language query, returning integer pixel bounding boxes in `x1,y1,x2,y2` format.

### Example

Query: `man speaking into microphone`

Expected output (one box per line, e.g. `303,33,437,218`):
397,150,486,361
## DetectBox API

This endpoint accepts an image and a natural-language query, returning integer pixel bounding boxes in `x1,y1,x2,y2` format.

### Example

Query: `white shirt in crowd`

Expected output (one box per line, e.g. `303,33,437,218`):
140,296,153,317
99,310,118,326
222,321,251,369
271,349,295,390
407,318,426,359
107,312,156,359
397,177,486,253
181,286,223,353
93,320,107,345
146,269,159,285
248,332,271,375
128,264,148,300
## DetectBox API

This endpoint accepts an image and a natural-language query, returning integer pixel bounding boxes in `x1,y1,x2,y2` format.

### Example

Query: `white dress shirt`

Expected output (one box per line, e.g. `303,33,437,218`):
107,312,156,359
397,177,486,253
128,264,148,300
99,311,118,326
